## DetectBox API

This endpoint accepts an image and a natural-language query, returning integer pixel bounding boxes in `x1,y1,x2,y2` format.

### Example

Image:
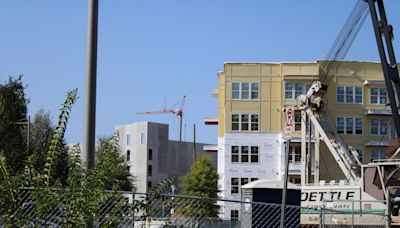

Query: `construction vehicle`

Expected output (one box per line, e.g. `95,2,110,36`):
296,0,400,225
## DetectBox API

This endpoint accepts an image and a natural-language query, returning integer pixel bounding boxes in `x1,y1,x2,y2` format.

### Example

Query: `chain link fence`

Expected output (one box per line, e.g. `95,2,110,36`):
0,189,391,227
319,200,387,228
1,188,303,227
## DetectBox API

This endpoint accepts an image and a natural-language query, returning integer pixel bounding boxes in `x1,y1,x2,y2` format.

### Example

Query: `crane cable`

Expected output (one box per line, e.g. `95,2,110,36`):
319,0,369,85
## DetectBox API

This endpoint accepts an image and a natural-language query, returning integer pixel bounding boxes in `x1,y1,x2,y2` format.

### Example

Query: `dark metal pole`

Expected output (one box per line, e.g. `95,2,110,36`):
280,139,290,228
83,0,98,169
193,124,196,162
179,115,183,141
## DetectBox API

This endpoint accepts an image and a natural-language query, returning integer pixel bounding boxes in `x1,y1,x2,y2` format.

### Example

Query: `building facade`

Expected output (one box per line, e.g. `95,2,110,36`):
116,122,217,193
208,61,397,219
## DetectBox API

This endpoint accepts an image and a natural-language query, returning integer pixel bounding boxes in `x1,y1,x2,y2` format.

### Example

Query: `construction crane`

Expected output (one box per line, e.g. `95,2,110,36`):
296,0,400,203
137,96,186,141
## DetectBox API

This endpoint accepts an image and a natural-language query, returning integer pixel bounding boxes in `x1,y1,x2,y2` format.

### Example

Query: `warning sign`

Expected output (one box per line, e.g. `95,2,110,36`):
284,106,294,138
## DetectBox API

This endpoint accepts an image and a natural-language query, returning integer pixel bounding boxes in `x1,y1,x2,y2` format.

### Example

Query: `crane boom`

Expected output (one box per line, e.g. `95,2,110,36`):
137,96,186,141
365,0,400,140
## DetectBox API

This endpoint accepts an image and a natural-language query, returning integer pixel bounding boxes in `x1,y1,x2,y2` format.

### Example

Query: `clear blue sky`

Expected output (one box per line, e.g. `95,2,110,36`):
0,1,399,145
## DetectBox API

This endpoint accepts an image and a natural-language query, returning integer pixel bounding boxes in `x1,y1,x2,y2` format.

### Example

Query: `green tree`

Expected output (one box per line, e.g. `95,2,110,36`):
96,136,134,191
29,109,69,185
0,76,28,175
180,155,220,218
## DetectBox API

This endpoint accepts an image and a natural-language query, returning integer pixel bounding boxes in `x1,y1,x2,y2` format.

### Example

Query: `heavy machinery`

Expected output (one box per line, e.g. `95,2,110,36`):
296,0,400,224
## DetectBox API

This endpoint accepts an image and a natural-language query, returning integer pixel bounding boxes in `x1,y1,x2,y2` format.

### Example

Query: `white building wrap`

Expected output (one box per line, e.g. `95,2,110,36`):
218,132,284,219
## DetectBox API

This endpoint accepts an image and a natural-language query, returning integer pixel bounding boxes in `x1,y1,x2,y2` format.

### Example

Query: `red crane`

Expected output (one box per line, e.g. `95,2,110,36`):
137,96,186,141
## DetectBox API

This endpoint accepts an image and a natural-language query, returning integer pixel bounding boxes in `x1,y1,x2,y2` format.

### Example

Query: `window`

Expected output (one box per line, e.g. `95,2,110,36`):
289,176,301,184
232,83,240,99
289,145,301,163
251,115,259,131
250,178,259,182
251,146,259,162
127,166,130,172
336,117,363,135
285,82,311,100
294,110,302,131
148,165,152,177
370,88,388,104
356,149,363,163
148,149,153,161
127,150,131,161
232,177,253,195
241,178,249,186
371,149,386,160
231,114,259,131
231,210,239,221
241,83,249,99
241,114,249,131
241,146,249,162
336,86,363,104
371,118,389,136
140,132,145,144
231,146,239,162
147,181,152,190
231,178,239,194
232,82,259,100
251,83,259,99
127,134,131,146
231,146,259,163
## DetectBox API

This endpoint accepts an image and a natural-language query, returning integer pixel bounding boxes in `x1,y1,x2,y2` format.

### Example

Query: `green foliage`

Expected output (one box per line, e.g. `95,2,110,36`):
29,108,69,185
96,135,134,191
0,87,176,226
179,155,220,218
0,76,28,174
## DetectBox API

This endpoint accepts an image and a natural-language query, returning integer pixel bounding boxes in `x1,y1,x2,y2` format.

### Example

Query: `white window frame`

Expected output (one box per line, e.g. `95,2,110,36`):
231,114,259,131
336,85,363,104
284,82,311,100
231,210,239,221
231,145,259,163
289,144,301,164
231,82,259,100
336,117,363,135
231,178,239,194
370,118,389,136
370,87,388,105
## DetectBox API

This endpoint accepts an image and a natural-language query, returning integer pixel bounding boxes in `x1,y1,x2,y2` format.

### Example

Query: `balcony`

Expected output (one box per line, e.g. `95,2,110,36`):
364,109,393,116
204,117,218,125
203,145,218,152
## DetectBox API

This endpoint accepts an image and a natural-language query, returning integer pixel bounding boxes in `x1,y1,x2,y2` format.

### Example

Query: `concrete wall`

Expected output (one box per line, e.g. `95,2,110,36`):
116,122,217,193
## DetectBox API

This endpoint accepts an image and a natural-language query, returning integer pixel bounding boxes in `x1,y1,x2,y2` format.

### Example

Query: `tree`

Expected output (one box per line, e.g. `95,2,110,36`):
29,109,69,185
96,136,134,191
0,76,28,174
180,155,220,218
0,89,170,226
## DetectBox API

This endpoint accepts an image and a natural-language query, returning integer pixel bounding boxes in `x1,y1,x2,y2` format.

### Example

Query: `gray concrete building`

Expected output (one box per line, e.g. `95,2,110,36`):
116,122,217,193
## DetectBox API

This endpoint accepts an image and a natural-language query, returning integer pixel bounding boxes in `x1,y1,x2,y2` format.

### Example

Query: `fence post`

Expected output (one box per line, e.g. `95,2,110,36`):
319,206,323,228
351,200,354,228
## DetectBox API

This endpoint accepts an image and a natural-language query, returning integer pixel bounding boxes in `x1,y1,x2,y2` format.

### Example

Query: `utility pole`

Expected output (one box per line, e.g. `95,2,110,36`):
193,124,196,162
83,0,99,170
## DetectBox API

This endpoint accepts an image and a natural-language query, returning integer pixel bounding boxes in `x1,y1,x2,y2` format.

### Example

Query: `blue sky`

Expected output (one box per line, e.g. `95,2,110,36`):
0,1,399,145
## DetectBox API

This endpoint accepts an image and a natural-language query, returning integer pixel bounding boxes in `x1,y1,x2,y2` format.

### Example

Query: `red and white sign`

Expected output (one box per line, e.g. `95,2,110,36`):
284,106,294,138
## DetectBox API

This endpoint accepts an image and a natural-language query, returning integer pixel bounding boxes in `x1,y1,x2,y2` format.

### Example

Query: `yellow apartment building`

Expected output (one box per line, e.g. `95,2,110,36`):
208,61,397,219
